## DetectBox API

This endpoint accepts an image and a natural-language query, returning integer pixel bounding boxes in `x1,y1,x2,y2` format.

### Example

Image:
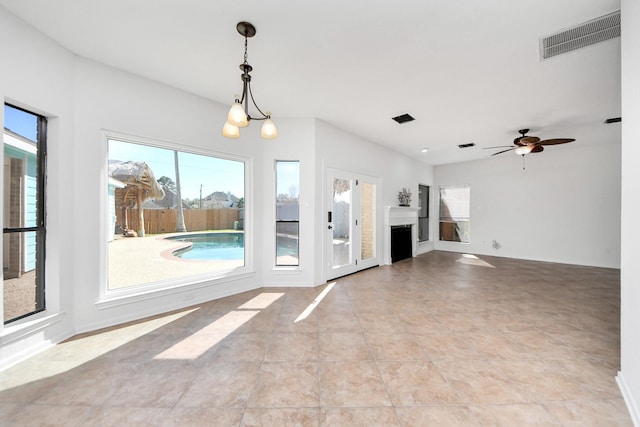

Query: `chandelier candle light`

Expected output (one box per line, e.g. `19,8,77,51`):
222,21,278,140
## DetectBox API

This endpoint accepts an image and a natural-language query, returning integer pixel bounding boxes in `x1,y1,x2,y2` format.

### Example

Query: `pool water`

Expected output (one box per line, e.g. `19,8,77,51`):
167,232,299,262
276,236,299,258
167,233,244,261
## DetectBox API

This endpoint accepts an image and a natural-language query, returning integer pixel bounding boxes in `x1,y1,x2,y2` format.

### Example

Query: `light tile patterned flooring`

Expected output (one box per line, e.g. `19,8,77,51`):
0,251,633,426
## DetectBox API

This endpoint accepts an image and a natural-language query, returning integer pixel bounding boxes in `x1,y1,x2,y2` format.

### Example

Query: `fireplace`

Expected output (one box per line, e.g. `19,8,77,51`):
391,225,412,262
383,206,419,264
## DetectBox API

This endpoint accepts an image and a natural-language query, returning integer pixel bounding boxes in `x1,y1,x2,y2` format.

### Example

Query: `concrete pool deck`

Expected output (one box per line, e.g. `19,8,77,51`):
108,231,245,289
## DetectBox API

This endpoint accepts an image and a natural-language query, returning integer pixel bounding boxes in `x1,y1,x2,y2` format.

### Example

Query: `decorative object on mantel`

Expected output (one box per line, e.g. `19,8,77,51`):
398,188,412,207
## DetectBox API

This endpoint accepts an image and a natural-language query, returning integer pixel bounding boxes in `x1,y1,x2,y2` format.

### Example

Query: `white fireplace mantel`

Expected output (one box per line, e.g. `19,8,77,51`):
383,206,420,265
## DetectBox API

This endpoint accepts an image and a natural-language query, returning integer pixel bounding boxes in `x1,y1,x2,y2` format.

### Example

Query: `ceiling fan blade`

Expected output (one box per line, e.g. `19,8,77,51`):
530,145,544,153
484,145,514,149
491,147,516,156
518,136,540,145
539,138,575,145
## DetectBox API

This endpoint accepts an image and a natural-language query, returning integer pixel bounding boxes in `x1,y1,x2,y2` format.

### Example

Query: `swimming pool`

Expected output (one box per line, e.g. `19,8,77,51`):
166,232,299,262
166,232,244,261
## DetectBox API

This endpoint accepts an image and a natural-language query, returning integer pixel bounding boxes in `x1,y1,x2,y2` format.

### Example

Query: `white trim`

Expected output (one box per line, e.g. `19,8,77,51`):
417,240,434,255
96,272,255,309
271,267,303,274
617,371,640,426
383,206,420,265
100,129,254,301
0,329,74,372
261,281,316,288
103,129,248,163
274,159,301,270
83,280,260,335
1,312,65,345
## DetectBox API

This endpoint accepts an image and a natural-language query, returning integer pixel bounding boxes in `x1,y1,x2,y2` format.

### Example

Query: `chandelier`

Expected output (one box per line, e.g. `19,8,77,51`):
222,22,278,140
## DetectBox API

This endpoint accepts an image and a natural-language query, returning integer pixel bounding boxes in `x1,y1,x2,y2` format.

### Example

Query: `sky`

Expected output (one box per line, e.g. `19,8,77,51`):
110,140,300,202
276,161,300,198
4,104,38,141
109,139,245,200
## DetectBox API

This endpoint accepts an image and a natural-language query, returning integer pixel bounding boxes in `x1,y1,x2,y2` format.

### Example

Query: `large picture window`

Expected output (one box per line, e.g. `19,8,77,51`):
275,161,299,266
107,137,245,290
3,104,46,324
439,185,470,243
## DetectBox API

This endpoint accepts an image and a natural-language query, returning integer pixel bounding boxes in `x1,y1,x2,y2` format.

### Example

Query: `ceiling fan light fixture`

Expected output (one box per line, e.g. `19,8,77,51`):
223,22,277,140
491,129,574,158
514,145,533,156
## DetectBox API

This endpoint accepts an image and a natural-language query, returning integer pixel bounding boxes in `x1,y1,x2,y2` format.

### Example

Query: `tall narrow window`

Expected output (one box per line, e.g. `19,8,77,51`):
418,184,430,242
107,137,245,290
3,104,46,324
275,161,299,266
439,186,470,243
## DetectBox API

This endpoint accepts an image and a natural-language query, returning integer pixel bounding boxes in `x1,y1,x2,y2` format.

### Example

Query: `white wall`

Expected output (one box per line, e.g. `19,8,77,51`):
434,141,621,268
618,0,640,423
260,117,317,287
0,5,76,367
70,58,267,333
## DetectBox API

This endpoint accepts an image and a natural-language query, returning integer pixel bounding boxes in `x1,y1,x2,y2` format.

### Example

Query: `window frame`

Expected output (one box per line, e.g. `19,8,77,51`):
418,184,430,242
3,103,47,324
275,160,300,267
100,130,252,303
438,185,470,243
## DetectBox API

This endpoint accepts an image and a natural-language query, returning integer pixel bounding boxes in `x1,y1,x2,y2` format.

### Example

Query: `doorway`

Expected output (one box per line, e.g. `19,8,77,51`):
326,169,379,280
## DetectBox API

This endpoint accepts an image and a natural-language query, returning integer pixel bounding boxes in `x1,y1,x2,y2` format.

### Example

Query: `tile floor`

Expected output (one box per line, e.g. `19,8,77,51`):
0,251,633,426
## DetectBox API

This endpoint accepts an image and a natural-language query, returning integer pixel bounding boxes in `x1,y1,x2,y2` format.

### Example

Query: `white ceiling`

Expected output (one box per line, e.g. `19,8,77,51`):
0,0,621,165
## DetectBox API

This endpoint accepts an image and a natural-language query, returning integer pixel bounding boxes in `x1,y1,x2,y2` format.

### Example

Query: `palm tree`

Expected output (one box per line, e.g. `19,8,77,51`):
174,150,187,232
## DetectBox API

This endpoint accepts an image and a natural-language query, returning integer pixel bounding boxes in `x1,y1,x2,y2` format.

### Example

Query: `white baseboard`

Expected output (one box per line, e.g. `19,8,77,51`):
416,241,434,255
0,329,74,372
261,281,317,288
80,282,260,335
617,371,640,427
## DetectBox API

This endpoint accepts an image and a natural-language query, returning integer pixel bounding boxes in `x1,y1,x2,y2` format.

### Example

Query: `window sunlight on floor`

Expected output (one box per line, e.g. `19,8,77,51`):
3,307,201,388
238,292,286,310
456,253,495,268
153,293,284,360
295,282,336,323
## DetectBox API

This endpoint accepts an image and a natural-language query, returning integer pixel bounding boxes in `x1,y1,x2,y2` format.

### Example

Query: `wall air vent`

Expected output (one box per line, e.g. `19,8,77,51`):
458,143,475,149
540,10,620,60
392,113,415,124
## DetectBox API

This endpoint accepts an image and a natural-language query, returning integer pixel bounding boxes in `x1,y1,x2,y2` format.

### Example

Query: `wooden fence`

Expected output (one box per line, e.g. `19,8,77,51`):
117,208,240,235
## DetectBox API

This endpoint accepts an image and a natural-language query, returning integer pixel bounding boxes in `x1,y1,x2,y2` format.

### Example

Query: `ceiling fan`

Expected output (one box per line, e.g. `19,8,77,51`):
486,129,575,157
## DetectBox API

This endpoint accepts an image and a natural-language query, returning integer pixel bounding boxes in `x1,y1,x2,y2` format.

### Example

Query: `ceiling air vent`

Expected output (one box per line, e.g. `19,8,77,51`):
458,143,475,149
540,10,620,60
392,113,415,124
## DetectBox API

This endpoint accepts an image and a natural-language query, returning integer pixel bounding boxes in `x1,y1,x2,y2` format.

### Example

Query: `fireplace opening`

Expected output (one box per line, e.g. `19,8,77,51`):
391,225,412,263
